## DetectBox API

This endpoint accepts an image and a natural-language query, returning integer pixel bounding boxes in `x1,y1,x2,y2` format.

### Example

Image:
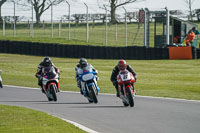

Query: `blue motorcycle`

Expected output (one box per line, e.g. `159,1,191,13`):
79,69,100,103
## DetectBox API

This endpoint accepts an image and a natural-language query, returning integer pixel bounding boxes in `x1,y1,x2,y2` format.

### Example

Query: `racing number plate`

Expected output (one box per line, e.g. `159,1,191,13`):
121,73,131,81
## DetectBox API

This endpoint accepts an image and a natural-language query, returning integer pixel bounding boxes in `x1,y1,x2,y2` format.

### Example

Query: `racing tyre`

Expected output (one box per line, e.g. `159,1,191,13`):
126,87,134,107
50,84,57,101
89,85,98,103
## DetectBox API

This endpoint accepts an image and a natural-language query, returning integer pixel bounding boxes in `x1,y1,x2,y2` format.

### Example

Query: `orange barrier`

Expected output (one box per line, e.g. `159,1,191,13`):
169,46,192,59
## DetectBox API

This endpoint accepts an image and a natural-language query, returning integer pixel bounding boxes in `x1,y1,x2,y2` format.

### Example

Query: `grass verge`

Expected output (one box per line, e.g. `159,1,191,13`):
0,53,200,100
0,104,86,133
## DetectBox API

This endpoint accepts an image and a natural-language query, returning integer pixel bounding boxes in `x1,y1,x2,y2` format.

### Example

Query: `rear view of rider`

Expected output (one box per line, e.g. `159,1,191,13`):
110,59,137,97
75,58,98,94
35,56,60,93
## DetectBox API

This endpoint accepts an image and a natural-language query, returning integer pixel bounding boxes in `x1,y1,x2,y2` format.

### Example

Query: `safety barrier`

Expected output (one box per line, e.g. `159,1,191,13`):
0,40,199,59
197,48,200,59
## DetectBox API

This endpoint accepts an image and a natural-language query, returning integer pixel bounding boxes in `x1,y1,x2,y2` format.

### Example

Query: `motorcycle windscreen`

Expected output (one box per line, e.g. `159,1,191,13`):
43,66,56,73
82,73,93,81
45,72,56,79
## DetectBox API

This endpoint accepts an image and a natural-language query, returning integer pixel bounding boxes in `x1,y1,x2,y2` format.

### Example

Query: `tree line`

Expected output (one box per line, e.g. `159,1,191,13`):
0,0,199,24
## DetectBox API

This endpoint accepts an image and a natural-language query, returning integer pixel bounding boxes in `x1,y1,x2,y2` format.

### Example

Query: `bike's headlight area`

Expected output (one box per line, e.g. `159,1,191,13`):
82,73,93,81
117,79,121,82
43,78,48,83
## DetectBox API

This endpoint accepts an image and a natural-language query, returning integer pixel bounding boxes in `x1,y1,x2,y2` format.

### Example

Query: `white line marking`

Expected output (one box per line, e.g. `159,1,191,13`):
57,116,99,133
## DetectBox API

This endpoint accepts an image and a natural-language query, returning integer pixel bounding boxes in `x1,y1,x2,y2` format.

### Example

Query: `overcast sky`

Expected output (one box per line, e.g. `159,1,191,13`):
2,0,200,21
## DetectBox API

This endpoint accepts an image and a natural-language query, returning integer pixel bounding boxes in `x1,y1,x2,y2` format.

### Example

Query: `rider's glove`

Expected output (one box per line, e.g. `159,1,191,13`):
35,74,40,78
134,76,137,82
95,76,99,81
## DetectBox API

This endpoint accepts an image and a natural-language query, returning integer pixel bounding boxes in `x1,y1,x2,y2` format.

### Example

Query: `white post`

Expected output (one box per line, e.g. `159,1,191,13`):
123,7,127,47
115,23,117,41
144,9,146,47
59,20,62,37
3,19,5,36
66,1,71,40
51,2,53,38
165,7,170,45
104,5,107,46
13,1,16,37
31,5,34,37
84,3,89,43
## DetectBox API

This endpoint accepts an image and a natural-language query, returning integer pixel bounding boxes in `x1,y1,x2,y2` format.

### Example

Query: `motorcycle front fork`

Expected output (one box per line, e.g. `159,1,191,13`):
119,85,135,96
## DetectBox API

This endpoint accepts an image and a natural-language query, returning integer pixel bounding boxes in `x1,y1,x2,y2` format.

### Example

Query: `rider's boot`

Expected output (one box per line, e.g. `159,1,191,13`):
114,84,120,97
132,86,136,95
38,78,45,93
41,86,45,93
77,80,83,95
80,88,83,95
115,86,120,97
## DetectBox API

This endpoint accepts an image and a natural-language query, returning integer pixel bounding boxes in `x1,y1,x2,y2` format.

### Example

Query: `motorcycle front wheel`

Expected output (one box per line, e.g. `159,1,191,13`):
126,87,134,107
88,85,98,103
50,84,57,101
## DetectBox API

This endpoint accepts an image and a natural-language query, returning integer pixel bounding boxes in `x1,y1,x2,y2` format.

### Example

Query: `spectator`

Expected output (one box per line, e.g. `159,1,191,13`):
173,36,181,44
186,29,195,46
192,27,200,35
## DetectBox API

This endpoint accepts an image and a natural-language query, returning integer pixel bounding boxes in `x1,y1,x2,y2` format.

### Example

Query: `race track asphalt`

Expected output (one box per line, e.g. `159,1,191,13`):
0,86,200,133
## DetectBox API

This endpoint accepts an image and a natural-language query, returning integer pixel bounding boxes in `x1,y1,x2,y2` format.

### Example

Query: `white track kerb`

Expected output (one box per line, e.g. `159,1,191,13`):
3,85,200,133
4,85,99,133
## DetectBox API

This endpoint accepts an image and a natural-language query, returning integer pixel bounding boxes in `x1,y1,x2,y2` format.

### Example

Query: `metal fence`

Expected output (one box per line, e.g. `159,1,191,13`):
0,2,147,47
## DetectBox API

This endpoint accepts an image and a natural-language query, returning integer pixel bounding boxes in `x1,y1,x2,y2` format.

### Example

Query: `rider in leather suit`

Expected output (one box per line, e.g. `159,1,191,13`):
110,59,137,97
35,56,59,93
75,58,98,95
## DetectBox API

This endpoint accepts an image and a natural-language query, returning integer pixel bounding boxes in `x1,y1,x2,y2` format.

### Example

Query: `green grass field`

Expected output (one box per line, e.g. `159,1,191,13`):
0,104,86,133
1,21,200,133
0,53,200,100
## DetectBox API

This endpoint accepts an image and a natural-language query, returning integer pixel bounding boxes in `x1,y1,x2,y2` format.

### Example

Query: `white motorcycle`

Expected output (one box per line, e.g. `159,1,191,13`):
78,68,100,103
0,70,3,88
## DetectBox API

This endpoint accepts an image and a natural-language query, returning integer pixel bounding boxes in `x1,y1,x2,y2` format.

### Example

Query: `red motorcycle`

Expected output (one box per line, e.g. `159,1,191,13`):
42,66,60,101
117,69,136,107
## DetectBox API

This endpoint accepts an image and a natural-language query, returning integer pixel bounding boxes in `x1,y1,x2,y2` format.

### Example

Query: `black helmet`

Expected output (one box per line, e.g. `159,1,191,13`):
79,58,87,68
43,56,52,67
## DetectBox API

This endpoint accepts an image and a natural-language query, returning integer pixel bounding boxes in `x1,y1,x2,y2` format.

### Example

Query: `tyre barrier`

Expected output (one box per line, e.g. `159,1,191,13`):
0,40,199,60
197,48,200,59
192,46,197,59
